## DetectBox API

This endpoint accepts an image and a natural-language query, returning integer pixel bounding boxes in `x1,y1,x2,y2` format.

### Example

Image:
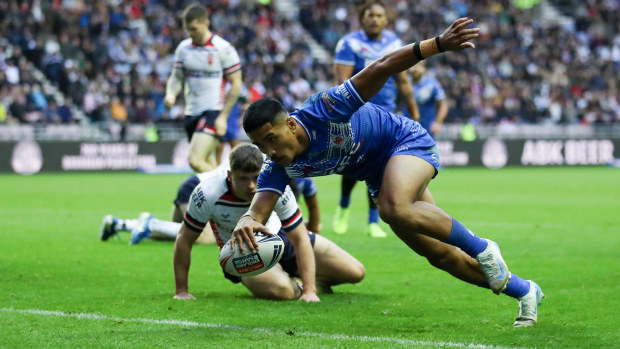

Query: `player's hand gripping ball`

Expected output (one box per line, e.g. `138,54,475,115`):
219,233,284,277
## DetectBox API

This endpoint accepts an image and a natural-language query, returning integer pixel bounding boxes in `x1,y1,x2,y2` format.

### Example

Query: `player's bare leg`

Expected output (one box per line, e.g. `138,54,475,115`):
387,187,486,286
333,176,356,234
188,132,219,173
241,264,301,300
312,235,365,291
377,155,510,294
377,155,453,240
390,227,486,286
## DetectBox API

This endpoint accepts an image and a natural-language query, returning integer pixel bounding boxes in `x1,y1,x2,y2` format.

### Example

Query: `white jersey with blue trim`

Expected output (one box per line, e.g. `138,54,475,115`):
334,30,402,111
184,168,302,248
257,79,425,196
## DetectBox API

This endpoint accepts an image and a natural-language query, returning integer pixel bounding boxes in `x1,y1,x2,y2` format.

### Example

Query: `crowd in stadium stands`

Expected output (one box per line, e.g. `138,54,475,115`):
1,0,619,126
300,0,620,125
0,0,329,125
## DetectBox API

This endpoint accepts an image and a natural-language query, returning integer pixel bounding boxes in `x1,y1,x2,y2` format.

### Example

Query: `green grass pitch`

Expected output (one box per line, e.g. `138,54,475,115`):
1,167,618,348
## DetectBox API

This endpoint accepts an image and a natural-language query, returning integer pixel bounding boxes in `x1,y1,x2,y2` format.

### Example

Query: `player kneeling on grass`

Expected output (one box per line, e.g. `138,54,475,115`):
173,144,365,301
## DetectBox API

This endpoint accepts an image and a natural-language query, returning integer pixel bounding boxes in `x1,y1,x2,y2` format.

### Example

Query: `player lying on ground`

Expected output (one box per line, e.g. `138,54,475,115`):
99,161,322,244
98,163,229,245
173,144,364,301
233,18,543,326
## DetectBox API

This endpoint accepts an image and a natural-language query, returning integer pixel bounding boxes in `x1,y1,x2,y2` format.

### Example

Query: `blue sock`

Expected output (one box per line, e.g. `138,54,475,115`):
446,218,488,258
502,274,530,299
339,195,351,209
368,208,379,224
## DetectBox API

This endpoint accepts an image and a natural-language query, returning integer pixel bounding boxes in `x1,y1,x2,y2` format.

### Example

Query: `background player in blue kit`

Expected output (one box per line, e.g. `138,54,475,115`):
408,63,448,138
234,18,543,327
290,178,322,234
216,83,249,165
332,0,419,238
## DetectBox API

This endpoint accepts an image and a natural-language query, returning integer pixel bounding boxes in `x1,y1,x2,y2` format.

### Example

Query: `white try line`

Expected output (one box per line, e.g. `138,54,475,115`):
0,307,527,349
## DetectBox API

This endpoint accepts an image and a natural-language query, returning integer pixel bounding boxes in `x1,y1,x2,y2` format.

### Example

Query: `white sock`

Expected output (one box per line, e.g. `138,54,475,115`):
115,219,138,232
148,219,182,239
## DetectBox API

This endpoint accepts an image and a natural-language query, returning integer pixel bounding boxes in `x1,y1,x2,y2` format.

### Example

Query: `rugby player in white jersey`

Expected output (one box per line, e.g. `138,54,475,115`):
173,144,365,301
98,163,229,245
164,3,242,173
99,166,323,245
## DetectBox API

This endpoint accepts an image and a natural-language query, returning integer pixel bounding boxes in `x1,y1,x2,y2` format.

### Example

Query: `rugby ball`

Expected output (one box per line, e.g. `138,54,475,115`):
219,233,284,277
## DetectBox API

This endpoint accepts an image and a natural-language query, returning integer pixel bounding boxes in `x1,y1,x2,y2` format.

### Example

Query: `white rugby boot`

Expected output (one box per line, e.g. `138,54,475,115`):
475,239,510,294
130,212,153,245
100,215,119,241
514,280,544,327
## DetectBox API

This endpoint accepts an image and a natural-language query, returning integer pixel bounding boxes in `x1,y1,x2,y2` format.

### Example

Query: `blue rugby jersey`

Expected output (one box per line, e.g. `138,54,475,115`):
407,75,446,133
334,30,402,112
258,79,433,196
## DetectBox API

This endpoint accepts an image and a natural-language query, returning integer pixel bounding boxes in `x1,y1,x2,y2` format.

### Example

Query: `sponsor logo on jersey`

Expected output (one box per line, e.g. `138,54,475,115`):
321,93,335,113
338,84,351,100
219,213,231,222
396,144,411,152
191,189,206,208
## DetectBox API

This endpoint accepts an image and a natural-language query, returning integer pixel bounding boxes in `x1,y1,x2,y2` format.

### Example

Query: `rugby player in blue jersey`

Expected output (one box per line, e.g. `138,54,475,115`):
233,18,543,327
408,63,448,138
332,0,420,238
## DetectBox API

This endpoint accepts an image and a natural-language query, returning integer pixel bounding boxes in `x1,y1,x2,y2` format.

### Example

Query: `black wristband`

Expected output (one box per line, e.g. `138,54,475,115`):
435,36,444,52
413,41,425,60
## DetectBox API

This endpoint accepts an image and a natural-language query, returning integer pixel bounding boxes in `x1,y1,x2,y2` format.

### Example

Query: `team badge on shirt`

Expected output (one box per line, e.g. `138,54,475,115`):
321,93,335,113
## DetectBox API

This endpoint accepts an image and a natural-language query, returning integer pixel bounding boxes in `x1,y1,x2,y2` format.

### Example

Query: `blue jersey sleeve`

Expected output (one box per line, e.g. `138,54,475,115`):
300,79,365,123
257,160,291,196
334,37,355,66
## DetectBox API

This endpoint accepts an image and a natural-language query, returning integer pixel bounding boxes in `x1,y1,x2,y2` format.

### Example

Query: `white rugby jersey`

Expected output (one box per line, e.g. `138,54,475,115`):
173,34,241,116
184,168,302,248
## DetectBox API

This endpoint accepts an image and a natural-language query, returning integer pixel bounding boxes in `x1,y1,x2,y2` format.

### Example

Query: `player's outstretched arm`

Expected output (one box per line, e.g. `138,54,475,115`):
231,191,279,253
173,223,200,299
351,17,478,102
287,223,319,302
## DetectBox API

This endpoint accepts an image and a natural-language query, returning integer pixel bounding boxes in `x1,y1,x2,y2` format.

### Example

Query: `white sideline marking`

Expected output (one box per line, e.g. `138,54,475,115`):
0,307,526,349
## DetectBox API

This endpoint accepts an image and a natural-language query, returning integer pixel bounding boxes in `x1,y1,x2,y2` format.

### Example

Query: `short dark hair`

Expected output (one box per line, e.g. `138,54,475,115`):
243,98,288,134
183,3,208,25
229,144,264,173
357,0,388,23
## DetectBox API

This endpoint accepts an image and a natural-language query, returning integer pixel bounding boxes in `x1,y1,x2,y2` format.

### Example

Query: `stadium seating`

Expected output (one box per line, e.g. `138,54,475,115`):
1,0,618,131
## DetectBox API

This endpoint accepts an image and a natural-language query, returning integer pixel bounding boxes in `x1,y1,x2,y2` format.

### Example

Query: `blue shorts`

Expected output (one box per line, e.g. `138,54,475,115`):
173,175,200,207
224,230,317,283
366,123,440,197
221,103,243,142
